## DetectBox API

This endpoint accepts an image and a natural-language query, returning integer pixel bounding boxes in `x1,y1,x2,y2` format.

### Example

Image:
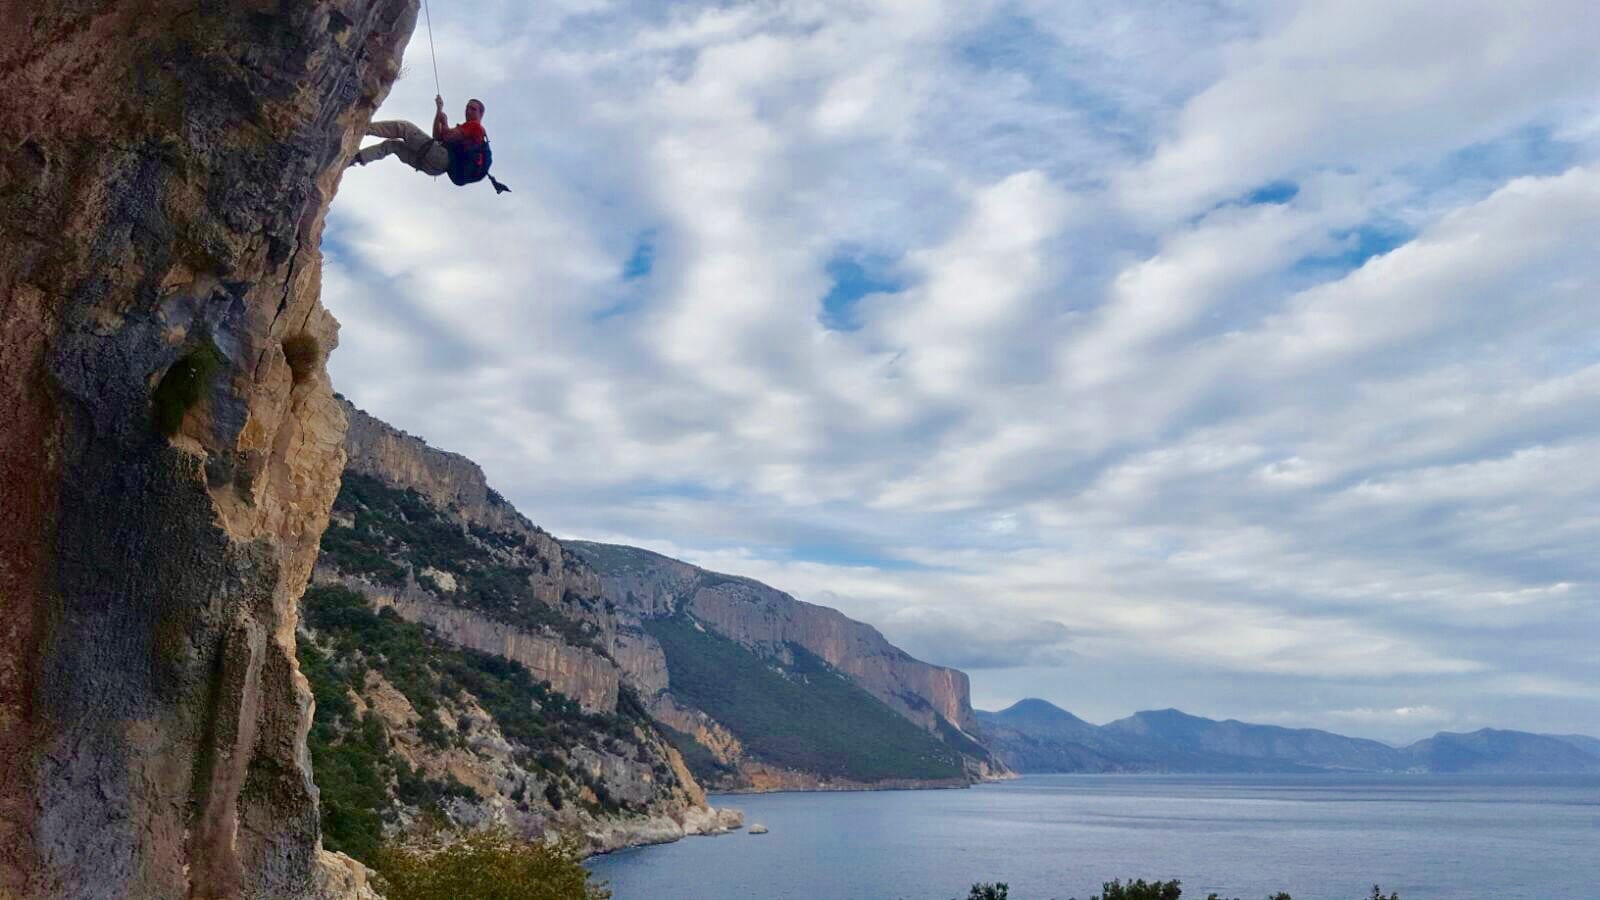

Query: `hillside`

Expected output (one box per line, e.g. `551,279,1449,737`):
297,583,734,865
976,699,1600,774
568,540,1005,789
325,400,995,811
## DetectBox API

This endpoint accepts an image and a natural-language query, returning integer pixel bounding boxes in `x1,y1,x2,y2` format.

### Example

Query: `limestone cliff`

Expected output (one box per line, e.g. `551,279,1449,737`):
310,403,739,856
1,2,414,897
296,584,739,863
572,543,977,731
321,571,622,714
340,398,612,640
568,542,1005,786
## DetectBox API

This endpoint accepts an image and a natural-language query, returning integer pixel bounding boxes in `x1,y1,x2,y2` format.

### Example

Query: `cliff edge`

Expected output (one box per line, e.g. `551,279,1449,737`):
1,2,415,897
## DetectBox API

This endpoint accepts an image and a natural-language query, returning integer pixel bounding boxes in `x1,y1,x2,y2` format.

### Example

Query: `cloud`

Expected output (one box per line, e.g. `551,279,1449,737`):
325,0,1600,740
1322,706,1457,727
1121,0,1600,219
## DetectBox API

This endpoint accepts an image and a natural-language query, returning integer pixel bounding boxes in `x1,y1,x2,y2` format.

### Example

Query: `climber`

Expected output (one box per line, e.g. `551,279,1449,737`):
351,96,510,193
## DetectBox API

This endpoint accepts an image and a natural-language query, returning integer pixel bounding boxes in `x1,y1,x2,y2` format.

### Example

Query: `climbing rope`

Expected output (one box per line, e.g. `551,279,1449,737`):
422,0,442,97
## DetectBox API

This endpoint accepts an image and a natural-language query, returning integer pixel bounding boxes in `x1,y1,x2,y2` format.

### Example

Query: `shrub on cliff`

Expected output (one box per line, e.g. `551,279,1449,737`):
371,827,609,900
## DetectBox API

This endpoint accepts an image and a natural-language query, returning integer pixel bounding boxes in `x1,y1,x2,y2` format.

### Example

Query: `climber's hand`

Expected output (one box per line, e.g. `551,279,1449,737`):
435,94,444,110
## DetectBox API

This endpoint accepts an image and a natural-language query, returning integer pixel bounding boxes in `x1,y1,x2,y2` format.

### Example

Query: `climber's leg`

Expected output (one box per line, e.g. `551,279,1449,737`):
367,120,430,144
353,138,407,166
356,120,449,175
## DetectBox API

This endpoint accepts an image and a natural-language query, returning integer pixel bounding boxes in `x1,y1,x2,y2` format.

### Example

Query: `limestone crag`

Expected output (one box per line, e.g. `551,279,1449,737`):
611,622,671,698
1,3,415,898
312,407,742,858
340,399,612,637
297,589,740,860
322,571,622,713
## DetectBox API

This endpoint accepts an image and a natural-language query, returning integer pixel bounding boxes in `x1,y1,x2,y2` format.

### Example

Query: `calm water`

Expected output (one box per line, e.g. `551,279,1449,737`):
587,775,1600,900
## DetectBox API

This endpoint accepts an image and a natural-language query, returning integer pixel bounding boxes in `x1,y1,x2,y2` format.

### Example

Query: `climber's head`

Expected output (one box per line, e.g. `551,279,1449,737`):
465,99,485,122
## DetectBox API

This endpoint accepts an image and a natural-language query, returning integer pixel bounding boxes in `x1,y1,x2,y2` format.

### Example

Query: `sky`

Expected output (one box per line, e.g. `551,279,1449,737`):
324,0,1600,745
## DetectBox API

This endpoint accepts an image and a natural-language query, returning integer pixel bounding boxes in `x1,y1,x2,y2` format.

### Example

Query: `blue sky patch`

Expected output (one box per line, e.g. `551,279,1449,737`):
1293,223,1414,280
1243,180,1300,205
821,254,902,331
622,231,655,281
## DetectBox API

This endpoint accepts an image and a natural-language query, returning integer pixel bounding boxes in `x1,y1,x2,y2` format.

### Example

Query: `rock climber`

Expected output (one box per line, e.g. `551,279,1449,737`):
351,95,510,193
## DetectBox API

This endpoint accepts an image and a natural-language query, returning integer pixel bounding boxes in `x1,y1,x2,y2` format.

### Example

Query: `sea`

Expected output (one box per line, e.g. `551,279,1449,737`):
586,774,1600,900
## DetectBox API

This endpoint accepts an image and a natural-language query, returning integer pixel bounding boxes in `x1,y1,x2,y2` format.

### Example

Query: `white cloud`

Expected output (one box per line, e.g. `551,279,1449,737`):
1122,0,1600,218
325,0,1600,738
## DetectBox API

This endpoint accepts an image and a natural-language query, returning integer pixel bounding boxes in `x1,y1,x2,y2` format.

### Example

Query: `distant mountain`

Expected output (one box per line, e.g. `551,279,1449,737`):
974,700,1124,773
1102,708,1404,771
1550,733,1600,757
976,699,1600,775
1404,729,1600,774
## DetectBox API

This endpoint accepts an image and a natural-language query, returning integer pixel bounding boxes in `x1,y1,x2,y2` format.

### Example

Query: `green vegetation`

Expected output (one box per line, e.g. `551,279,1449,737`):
372,827,609,900
644,613,964,782
299,584,676,862
959,880,1397,900
151,342,221,436
282,332,321,384
1091,881,1184,900
319,473,601,650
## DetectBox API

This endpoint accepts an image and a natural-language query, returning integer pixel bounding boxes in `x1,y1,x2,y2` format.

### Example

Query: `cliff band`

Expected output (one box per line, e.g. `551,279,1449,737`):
0,2,417,897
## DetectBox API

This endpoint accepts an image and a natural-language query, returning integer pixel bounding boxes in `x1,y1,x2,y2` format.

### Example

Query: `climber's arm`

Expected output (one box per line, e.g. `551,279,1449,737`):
432,94,448,140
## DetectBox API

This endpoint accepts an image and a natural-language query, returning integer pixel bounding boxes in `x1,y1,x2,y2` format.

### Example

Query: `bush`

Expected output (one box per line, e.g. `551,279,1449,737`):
1092,880,1183,900
152,343,221,436
371,827,609,900
282,332,322,384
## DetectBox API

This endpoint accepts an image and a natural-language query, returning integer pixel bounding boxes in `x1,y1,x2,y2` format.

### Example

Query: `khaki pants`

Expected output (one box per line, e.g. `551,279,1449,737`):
356,121,449,175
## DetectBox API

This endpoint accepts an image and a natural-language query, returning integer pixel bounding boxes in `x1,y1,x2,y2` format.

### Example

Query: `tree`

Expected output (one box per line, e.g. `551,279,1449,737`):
1090,879,1184,900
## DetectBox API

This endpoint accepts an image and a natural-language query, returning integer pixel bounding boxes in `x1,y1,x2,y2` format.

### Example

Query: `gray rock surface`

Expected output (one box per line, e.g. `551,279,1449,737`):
0,2,417,897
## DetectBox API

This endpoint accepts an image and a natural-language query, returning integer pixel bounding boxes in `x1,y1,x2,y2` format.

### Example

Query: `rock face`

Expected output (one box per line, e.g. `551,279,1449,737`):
570,543,978,731
568,542,1005,787
297,583,740,861
340,399,612,638
324,572,622,713
310,403,741,857
0,2,414,898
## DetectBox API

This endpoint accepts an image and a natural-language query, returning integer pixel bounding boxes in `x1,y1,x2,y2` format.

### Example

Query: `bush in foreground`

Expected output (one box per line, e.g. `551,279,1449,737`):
372,827,609,900
963,880,1398,900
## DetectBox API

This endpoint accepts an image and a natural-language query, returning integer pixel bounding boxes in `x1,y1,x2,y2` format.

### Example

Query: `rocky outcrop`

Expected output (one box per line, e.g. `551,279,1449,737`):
299,581,742,863
312,412,745,858
323,571,622,713
612,623,671,698
0,2,415,897
339,399,613,636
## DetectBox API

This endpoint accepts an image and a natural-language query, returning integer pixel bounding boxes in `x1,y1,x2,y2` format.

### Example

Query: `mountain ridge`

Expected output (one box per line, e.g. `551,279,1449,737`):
977,698,1600,774
567,539,1007,788
328,401,1001,809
